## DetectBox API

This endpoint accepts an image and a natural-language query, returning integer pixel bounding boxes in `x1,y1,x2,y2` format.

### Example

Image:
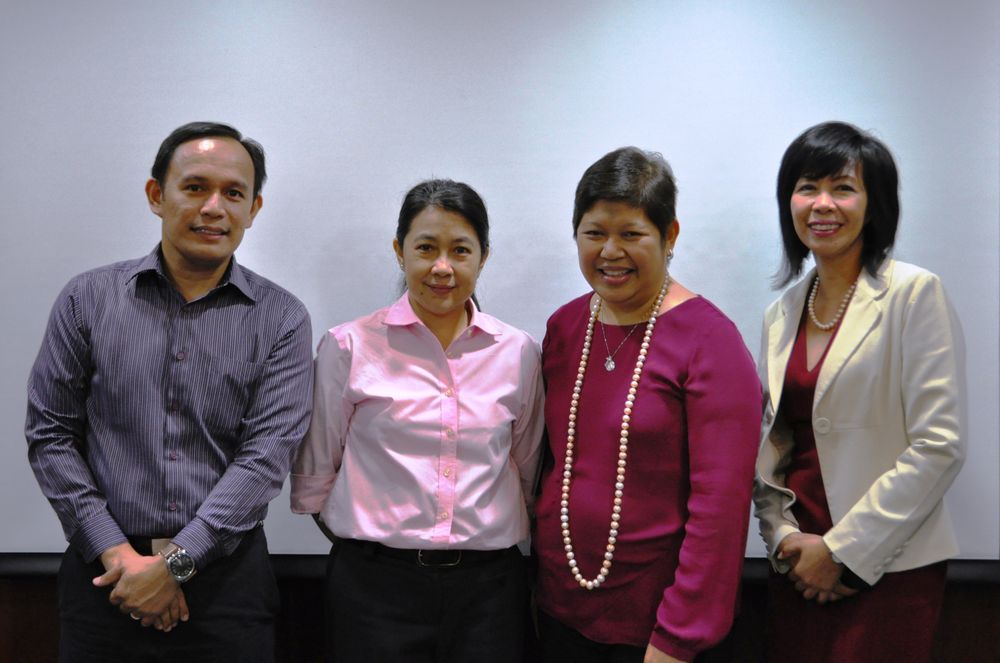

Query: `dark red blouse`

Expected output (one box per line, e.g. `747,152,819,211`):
534,293,761,661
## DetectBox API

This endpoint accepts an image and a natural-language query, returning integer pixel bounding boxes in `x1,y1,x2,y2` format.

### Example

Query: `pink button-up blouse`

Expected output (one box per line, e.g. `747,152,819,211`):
291,294,544,550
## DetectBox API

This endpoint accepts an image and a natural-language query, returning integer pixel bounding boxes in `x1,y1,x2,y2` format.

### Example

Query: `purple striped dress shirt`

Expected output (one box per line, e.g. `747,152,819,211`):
25,246,313,569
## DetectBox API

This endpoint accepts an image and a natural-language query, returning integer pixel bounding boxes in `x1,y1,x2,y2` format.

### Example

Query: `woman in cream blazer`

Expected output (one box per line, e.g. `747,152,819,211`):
754,122,965,662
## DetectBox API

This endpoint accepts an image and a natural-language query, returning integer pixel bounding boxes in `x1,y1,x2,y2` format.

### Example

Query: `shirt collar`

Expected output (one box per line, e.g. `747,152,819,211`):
126,244,256,303
384,292,502,336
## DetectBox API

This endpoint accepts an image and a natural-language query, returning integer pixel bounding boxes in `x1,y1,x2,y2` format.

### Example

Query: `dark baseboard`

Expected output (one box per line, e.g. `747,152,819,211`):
3,551,998,583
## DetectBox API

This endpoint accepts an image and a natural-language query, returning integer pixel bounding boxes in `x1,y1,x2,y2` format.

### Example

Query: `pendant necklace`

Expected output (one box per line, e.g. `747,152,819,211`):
599,319,642,371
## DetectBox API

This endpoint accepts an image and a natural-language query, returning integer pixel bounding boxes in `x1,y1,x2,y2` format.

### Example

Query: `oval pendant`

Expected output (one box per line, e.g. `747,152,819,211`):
604,357,615,371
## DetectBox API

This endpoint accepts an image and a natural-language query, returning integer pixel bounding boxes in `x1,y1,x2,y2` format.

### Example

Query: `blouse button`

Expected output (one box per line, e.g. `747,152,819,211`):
814,418,832,434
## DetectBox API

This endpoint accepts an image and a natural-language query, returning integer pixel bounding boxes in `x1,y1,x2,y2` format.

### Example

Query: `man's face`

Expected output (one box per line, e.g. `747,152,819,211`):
146,136,262,277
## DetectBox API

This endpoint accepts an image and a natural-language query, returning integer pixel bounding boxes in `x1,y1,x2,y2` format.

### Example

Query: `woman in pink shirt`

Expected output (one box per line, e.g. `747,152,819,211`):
291,179,545,663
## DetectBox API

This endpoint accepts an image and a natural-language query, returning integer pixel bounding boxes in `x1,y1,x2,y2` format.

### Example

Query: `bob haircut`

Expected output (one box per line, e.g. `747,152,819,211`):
572,146,677,241
151,121,267,199
395,179,490,256
775,121,899,287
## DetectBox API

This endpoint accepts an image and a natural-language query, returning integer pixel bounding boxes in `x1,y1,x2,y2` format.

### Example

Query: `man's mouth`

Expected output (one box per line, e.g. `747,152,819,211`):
193,226,228,236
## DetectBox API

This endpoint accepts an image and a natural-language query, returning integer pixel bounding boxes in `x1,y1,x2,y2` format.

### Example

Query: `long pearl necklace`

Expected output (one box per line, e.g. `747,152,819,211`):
807,276,857,331
561,276,671,590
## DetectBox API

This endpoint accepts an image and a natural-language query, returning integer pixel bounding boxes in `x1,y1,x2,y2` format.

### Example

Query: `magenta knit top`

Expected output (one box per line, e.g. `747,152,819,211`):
534,293,761,662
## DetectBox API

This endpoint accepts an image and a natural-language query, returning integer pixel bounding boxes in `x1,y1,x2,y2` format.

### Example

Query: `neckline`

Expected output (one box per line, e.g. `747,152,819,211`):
591,293,702,327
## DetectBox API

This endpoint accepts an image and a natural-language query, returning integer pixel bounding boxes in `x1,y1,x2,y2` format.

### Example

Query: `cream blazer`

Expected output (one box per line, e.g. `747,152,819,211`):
754,259,966,585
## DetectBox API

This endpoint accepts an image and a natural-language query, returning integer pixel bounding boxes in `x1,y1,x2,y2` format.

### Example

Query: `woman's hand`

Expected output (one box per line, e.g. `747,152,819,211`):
644,643,685,663
778,532,844,601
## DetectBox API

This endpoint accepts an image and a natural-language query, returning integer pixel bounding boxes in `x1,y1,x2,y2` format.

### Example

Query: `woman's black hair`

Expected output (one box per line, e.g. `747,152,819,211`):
396,179,490,255
774,121,900,287
572,147,677,240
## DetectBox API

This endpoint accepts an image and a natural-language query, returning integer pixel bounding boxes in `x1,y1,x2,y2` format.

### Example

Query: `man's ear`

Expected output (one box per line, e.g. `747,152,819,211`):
145,179,164,217
244,194,263,227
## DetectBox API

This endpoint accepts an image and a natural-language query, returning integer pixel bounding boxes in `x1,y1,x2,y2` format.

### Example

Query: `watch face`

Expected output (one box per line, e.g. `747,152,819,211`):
168,550,195,580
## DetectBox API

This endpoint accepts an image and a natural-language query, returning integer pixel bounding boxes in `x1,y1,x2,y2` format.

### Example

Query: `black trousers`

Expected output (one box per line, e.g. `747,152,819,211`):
58,527,279,663
537,611,646,663
325,539,528,663
536,610,737,663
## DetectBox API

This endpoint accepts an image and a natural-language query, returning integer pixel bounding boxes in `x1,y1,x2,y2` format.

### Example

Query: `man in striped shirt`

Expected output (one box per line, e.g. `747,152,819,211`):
25,122,313,662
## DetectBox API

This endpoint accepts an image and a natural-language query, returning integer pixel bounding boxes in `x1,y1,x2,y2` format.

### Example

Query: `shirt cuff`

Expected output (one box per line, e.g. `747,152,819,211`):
172,517,224,569
649,629,696,663
72,510,128,563
289,473,335,514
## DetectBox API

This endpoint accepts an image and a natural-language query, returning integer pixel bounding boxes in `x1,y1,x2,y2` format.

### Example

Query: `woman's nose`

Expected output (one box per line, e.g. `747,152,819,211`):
432,254,453,274
814,190,834,210
600,237,623,258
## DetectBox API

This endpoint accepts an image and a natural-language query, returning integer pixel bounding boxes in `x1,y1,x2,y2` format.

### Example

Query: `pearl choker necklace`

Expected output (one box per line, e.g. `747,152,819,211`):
560,276,671,590
807,276,857,331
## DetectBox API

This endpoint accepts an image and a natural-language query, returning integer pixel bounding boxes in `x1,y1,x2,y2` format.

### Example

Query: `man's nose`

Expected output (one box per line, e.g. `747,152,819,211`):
201,191,224,214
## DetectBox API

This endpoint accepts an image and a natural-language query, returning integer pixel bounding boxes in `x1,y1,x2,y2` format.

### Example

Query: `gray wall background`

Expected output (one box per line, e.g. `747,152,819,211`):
1,0,996,558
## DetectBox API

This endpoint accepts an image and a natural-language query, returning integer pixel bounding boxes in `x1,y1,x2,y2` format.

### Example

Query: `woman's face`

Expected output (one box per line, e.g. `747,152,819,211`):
394,205,486,326
576,200,676,316
790,162,868,267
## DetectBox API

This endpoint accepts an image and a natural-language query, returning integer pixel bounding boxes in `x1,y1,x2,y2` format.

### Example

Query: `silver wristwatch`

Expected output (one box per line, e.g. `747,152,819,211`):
159,544,197,583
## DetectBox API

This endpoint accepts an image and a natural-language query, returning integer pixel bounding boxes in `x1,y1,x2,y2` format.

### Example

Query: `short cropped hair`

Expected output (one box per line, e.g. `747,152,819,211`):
151,122,267,199
572,147,678,241
775,121,899,287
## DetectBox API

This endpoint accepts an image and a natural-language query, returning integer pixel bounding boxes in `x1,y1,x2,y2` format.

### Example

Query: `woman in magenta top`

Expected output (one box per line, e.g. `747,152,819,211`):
754,122,965,662
291,179,545,663
533,147,762,663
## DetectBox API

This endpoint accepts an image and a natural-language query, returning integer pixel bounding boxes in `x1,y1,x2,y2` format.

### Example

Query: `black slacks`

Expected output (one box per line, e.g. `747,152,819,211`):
325,538,528,663
58,527,279,663
536,610,736,663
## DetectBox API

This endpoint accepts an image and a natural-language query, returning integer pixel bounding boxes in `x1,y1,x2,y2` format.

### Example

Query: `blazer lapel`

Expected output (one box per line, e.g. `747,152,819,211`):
814,260,892,408
767,271,812,411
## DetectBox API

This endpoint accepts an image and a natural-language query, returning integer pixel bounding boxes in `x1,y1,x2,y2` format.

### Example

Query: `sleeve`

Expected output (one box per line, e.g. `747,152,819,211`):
822,273,966,585
509,338,545,513
25,279,129,562
171,302,314,568
289,330,353,516
752,314,801,571
649,322,763,661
